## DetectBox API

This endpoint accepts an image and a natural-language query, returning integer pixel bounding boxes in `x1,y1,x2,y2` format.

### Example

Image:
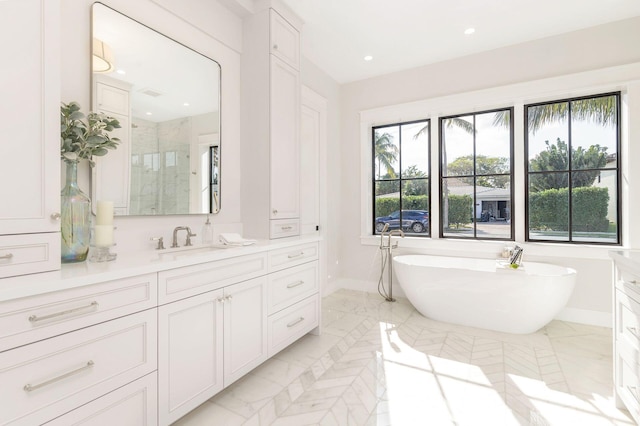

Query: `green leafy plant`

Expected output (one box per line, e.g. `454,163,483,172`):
60,101,121,166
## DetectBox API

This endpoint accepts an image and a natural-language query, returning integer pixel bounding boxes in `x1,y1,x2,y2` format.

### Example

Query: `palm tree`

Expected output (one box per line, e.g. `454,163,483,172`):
374,131,398,179
492,95,617,133
414,117,475,229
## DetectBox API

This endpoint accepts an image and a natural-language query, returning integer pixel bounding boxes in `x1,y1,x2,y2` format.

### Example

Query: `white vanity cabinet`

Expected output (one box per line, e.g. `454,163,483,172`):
0,0,61,278
157,266,268,425
266,242,320,356
0,238,320,425
0,273,158,426
0,309,157,426
242,6,302,239
611,250,640,424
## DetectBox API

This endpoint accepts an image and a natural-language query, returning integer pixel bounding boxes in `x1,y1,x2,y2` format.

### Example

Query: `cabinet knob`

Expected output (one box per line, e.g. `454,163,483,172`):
272,209,278,215
50,212,61,221
273,44,278,50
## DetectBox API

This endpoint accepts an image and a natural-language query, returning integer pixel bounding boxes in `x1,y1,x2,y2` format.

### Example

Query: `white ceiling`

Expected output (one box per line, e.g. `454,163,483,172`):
280,0,640,84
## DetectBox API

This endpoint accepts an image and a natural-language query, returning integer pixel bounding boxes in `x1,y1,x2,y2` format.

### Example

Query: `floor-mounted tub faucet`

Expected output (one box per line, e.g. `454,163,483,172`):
378,224,405,302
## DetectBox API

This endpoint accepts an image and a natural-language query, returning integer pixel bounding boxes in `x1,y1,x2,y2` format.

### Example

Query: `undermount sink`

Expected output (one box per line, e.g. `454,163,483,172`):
155,244,224,261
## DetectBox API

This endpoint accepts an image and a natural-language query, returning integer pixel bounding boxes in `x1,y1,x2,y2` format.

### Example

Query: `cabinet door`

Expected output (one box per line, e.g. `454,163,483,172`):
224,277,268,386
270,57,300,220
0,0,60,235
158,289,224,426
270,9,299,70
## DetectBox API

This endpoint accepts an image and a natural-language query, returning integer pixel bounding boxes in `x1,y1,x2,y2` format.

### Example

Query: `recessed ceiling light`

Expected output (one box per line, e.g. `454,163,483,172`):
364,55,373,61
464,28,475,35
146,112,152,116
116,69,126,75
183,102,190,106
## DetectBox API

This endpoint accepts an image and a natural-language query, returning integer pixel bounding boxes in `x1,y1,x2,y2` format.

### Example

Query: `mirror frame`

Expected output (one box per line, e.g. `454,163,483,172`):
90,2,222,216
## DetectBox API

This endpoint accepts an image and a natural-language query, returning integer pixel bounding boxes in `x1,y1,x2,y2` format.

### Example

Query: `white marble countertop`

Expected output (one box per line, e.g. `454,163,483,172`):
609,249,640,275
0,236,320,303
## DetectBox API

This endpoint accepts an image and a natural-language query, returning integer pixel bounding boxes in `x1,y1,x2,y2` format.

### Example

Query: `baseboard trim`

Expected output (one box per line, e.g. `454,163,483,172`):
554,307,612,328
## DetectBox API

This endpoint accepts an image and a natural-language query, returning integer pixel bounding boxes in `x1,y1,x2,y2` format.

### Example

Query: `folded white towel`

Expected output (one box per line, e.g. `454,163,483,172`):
219,233,256,246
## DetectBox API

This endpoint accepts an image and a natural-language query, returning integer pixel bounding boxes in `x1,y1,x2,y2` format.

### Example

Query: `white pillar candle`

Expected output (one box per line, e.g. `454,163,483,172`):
94,225,114,247
96,201,114,225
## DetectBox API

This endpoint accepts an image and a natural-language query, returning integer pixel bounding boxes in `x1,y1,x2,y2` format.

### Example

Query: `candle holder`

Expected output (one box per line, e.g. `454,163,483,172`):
88,244,117,262
88,225,117,262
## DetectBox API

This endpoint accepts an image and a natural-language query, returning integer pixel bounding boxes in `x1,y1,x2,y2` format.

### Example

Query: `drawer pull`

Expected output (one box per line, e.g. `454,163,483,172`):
282,226,293,231
24,360,95,392
225,295,233,301
0,253,13,260
287,280,305,289
217,297,225,304
29,301,99,323
627,280,638,285
287,317,305,328
627,326,639,339
287,252,304,259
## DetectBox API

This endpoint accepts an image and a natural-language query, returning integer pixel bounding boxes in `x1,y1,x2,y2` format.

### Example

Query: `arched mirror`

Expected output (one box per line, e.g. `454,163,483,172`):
91,2,221,216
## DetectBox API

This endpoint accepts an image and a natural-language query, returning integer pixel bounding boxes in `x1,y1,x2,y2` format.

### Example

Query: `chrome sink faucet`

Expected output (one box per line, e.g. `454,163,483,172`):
171,226,197,248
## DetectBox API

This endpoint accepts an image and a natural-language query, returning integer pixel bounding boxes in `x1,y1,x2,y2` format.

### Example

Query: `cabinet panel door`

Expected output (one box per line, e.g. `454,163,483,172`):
224,277,268,386
270,9,299,70
270,57,300,220
0,0,60,235
158,289,224,426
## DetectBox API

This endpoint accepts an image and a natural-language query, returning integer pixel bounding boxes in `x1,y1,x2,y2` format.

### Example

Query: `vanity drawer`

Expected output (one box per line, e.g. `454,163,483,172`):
616,289,640,349
268,294,318,357
617,339,640,421
44,372,157,426
268,242,318,272
618,268,640,300
0,309,157,426
0,273,157,352
270,219,300,239
158,252,268,304
268,261,318,315
0,233,60,279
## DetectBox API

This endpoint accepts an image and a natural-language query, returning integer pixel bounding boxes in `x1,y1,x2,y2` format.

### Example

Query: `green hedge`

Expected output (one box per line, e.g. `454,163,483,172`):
375,195,428,217
529,186,609,232
447,194,473,228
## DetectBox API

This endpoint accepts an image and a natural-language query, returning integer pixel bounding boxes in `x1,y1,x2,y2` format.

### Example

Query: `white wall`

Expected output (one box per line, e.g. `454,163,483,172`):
337,17,640,326
60,0,243,254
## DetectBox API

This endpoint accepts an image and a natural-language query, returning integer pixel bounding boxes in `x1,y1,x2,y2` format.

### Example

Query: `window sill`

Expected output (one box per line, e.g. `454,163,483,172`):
360,234,619,261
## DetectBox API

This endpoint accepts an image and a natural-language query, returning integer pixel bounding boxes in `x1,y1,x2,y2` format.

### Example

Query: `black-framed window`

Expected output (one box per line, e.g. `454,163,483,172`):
372,119,430,236
525,93,621,244
439,108,514,240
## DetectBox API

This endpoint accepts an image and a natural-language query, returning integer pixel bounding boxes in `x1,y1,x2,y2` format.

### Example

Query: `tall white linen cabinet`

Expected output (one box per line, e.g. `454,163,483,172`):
241,3,303,240
0,0,61,279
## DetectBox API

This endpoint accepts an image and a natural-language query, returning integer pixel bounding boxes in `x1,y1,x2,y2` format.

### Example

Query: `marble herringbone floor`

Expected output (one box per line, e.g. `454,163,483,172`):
175,289,634,425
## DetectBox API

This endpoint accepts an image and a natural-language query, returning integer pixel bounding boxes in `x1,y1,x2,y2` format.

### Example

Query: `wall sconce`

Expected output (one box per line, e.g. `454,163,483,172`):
92,38,114,73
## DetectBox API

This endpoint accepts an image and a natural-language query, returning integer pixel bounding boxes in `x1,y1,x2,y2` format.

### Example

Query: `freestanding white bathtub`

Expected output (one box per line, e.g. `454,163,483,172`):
393,255,576,334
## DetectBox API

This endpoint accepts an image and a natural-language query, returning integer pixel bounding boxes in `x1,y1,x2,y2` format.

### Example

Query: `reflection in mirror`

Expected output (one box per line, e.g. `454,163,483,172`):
91,3,221,216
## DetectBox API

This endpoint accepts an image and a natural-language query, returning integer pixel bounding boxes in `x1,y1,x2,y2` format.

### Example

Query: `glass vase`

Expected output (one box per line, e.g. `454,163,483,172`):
61,161,91,263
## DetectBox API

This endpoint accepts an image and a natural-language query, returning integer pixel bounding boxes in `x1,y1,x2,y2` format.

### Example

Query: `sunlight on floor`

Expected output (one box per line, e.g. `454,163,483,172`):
379,321,519,425
378,321,633,425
